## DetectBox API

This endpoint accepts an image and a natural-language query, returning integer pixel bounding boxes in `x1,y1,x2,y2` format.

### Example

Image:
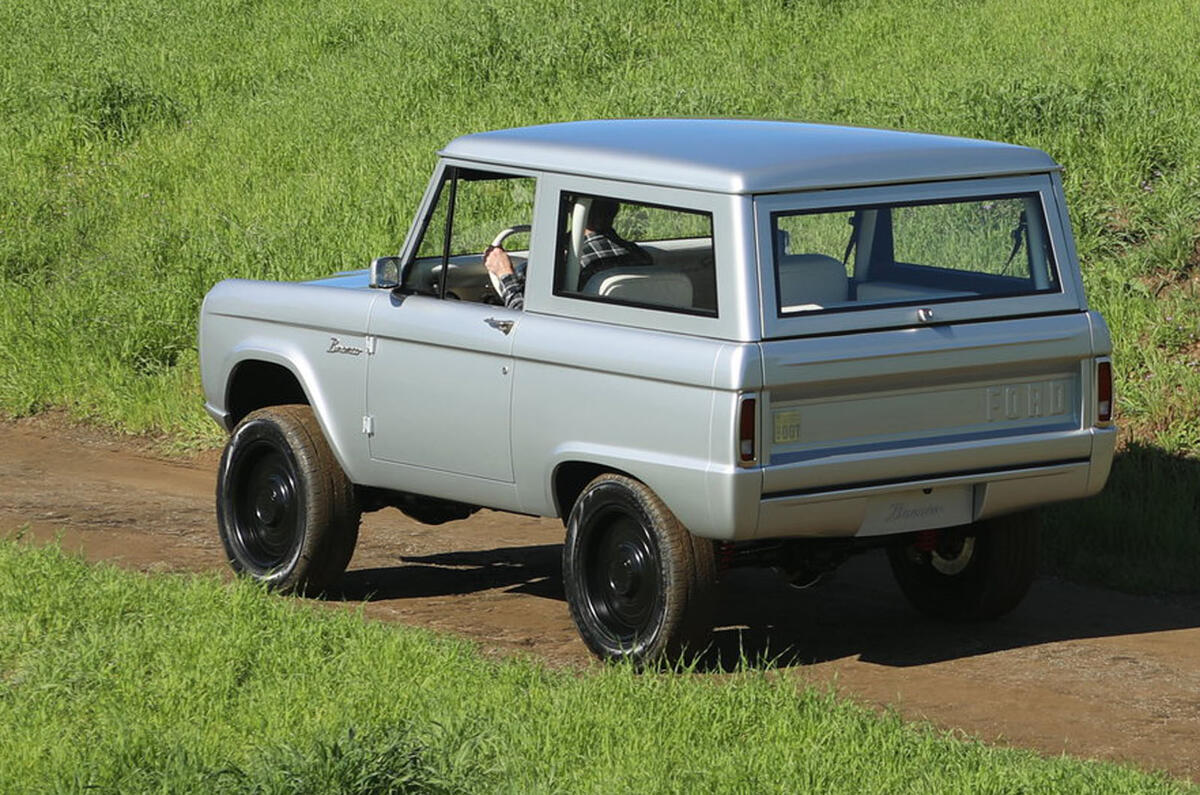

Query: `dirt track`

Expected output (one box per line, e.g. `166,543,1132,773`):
3,417,1199,781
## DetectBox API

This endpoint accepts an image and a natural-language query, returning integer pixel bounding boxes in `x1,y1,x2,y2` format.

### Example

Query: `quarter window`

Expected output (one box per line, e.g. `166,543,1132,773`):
553,193,717,316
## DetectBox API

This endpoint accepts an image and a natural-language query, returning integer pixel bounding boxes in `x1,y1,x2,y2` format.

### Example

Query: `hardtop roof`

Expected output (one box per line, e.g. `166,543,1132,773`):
441,119,1058,194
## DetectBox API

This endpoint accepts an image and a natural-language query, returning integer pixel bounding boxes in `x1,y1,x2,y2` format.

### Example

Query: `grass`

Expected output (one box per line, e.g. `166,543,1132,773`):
1,0,1199,446
1043,444,1200,593
0,1,1197,583
0,537,1193,794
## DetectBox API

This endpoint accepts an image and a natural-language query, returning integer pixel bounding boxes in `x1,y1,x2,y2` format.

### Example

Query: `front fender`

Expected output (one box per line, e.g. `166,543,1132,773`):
199,279,379,483
216,337,366,483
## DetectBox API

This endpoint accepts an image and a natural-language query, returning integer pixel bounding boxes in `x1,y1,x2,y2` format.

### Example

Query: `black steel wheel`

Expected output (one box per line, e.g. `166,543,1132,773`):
886,510,1039,621
563,474,714,665
227,438,302,570
217,404,359,593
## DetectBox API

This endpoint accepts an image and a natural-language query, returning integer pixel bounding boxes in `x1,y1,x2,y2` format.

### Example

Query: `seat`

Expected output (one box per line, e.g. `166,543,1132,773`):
776,253,849,310
582,267,694,309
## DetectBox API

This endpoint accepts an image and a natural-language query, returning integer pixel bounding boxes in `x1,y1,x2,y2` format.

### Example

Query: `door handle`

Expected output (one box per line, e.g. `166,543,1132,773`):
484,317,514,335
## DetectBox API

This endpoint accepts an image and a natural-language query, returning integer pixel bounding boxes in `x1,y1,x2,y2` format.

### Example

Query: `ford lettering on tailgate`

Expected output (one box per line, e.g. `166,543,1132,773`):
985,379,1070,422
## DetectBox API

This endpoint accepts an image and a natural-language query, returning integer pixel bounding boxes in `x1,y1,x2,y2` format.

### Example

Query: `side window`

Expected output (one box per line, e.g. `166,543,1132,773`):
405,168,536,303
553,193,717,316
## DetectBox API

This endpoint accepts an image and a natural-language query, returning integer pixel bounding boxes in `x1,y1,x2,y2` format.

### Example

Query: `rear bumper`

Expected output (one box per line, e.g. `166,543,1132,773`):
753,426,1116,539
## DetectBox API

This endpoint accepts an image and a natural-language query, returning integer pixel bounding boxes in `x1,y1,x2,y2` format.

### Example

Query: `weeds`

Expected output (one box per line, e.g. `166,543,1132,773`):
209,727,473,795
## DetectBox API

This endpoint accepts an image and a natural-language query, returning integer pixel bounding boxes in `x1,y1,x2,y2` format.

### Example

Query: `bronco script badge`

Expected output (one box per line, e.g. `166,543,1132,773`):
326,337,363,356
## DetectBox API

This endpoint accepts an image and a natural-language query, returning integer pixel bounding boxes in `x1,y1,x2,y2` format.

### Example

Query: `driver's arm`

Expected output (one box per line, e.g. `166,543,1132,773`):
484,246,524,311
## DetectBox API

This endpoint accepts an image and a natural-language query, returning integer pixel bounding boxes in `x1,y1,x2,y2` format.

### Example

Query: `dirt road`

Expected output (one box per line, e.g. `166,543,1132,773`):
3,417,1198,781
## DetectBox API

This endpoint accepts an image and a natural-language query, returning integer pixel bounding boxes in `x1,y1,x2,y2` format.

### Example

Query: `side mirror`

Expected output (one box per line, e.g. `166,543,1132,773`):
369,256,402,289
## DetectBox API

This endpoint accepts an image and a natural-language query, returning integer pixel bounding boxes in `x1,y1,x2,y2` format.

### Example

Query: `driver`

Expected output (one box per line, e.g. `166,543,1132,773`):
482,245,527,310
483,198,651,310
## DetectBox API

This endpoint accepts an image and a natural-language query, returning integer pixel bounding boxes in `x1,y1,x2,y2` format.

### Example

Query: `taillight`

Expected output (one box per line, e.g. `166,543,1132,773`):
1096,360,1113,424
738,397,757,464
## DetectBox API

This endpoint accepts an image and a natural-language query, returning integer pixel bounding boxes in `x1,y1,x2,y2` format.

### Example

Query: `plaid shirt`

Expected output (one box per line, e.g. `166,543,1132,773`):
498,273,524,310
577,230,651,290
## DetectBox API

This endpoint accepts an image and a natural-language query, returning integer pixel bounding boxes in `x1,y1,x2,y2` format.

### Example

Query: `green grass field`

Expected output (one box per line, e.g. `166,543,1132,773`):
1,2,1199,786
1,539,1192,793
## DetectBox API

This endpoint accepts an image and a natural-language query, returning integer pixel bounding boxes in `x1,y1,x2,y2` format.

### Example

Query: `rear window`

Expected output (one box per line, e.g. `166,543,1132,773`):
771,194,1060,316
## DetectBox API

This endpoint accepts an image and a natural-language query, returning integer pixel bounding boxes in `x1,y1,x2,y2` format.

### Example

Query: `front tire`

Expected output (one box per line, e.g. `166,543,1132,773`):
886,511,1039,621
563,474,714,665
217,405,360,593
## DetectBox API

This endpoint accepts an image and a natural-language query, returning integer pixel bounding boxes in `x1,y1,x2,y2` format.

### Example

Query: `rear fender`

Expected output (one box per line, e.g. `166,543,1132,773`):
544,444,758,539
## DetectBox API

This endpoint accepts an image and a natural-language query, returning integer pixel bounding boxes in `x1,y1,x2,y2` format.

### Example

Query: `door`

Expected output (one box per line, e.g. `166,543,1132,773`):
365,165,536,483
366,293,518,481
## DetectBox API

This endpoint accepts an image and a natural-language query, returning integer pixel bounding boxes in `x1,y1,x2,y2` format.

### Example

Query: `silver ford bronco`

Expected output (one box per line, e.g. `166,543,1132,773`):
199,119,1116,663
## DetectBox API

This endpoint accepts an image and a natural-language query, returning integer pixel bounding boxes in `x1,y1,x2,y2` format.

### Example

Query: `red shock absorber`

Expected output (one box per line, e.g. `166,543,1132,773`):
913,529,938,553
716,541,736,571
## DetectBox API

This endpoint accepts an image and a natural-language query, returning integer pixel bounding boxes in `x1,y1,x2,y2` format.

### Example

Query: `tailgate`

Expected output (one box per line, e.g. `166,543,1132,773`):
759,312,1095,497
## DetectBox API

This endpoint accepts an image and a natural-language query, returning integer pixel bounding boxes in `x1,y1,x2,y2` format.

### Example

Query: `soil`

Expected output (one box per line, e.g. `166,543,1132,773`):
3,416,1198,782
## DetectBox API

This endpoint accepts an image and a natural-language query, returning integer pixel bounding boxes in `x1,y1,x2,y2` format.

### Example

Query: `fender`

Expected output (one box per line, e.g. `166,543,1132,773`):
539,442,757,539
200,278,379,483
218,340,368,484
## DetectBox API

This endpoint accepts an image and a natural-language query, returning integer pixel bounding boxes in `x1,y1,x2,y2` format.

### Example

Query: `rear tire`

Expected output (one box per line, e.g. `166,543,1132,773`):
886,511,1039,621
563,474,714,665
217,405,360,594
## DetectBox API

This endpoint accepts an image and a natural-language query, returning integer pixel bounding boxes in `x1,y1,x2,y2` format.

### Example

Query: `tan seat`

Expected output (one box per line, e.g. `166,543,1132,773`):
582,268,694,309
777,253,848,309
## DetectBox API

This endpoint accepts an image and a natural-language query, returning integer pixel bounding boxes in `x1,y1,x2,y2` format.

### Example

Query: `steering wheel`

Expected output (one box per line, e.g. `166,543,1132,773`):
485,224,531,296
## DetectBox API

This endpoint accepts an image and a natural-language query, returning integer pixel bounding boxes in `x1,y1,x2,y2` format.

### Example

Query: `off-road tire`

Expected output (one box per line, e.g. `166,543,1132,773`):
563,473,714,665
886,510,1040,621
217,404,360,594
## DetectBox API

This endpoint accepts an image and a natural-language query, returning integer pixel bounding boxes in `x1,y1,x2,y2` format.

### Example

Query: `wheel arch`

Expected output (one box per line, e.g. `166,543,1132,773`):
552,460,636,523
540,449,748,540
226,358,311,427
216,346,362,485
